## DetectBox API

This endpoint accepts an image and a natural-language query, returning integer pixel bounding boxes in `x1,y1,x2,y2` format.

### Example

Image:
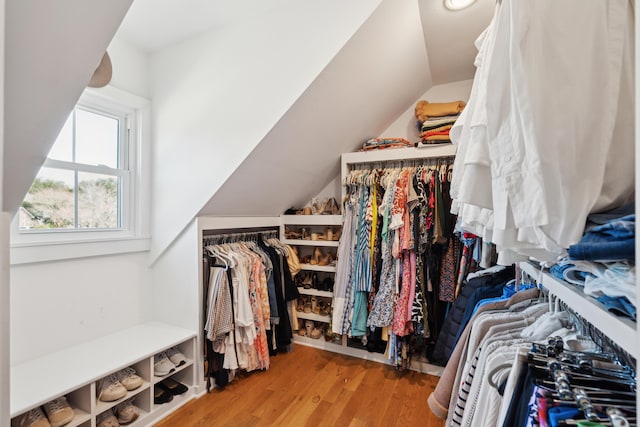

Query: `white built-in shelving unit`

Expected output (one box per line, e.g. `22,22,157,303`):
10,322,196,427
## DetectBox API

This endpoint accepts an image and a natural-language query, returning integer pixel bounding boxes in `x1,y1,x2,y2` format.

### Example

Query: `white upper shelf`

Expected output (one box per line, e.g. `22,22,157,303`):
519,261,637,359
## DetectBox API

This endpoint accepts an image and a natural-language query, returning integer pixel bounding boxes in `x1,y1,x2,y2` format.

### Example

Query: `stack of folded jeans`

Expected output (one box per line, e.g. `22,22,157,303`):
554,203,636,320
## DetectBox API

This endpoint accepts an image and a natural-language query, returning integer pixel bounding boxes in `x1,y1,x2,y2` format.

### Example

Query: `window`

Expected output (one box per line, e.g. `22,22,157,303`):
11,87,151,264
20,105,128,231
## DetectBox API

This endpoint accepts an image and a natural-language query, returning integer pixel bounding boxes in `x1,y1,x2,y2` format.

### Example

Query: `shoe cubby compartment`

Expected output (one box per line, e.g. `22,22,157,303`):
65,385,92,427
152,367,193,412
94,359,151,415
152,341,194,382
280,215,342,248
10,322,197,427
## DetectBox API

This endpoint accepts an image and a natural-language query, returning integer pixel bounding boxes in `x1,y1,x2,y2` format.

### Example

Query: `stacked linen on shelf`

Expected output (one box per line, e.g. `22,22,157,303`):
361,137,413,151
549,203,636,320
414,100,465,146
450,0,634,264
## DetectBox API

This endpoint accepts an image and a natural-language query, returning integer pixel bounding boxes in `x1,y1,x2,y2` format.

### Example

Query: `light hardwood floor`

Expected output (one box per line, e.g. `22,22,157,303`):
154,345,446,427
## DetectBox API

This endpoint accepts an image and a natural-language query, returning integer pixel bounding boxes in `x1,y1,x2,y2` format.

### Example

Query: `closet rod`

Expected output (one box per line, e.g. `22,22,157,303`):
347,155,455,171
520,267,636,369
202,226,279,245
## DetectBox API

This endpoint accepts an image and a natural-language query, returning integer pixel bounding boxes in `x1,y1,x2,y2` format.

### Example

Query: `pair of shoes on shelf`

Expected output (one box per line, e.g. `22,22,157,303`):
154,347,186,377
154,378,188,404
310,248,335,266
318,277,334,292
97,365,144,402
159,378,189,396
97,399,141,427
304,320,324,340
14,396,75,427
116,367,143,392
96,409,120,427
114,399,141,425
317,300,332,316
97,374,128,403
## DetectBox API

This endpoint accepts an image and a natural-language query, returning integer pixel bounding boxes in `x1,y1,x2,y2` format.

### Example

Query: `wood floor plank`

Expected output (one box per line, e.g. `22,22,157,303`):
153,345,446,427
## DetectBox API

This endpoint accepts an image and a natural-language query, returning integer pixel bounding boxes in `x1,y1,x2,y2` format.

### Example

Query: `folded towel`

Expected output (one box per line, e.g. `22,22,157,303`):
415,100,465,121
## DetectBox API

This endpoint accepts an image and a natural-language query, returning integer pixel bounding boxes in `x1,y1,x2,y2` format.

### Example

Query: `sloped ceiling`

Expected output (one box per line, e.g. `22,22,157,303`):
419,0,495,84
199,0,431,216
3,0,133,213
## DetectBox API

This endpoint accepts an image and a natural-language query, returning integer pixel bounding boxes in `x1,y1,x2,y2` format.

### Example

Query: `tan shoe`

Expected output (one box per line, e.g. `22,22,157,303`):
42,397,74,427
96,410,120,427
114,400,140,425
12,407,51,427
97,374,128,402
116,367,143,391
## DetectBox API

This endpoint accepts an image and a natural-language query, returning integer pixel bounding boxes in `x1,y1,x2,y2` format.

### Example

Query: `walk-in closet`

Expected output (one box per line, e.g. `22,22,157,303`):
2,0,638,426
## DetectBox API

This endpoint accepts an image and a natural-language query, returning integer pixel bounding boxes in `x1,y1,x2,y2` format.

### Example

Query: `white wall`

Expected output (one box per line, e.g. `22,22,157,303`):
108,36,151,100
151,220,199,333
381,79,473,141
10,252,152,365
148,1,382,262
199,0,432,218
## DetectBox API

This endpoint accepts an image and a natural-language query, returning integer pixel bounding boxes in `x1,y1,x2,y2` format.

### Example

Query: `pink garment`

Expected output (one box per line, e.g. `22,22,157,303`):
407,251,416,321
249,256,270,370
392,252,413,336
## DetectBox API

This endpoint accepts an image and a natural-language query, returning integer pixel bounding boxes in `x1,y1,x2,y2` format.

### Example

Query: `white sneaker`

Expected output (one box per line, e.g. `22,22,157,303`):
11,407,51,427
96,410,120,427
114,400,140,425
166,346,187,367
97,374,128,402
42,397,74,427
153,352,176,377
116,367,143,391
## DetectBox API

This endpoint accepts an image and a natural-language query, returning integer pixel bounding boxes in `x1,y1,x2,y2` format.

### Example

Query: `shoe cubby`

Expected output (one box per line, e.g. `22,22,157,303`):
10,322,197,427
152,340,194,382
94,358,151,415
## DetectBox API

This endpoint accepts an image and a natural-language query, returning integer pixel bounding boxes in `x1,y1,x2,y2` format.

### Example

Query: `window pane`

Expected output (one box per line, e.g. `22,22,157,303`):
75,108,119,168
20,168,75,229
77,172,119,229
47,112,74,162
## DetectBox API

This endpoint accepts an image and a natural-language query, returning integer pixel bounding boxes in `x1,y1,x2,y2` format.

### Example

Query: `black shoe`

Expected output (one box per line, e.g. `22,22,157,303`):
159,378,189,395
154,385,174,404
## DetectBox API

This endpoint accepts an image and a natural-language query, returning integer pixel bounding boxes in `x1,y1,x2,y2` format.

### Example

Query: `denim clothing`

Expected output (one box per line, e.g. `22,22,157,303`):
596,295,636,320
585,201,634,228
568,214,635,261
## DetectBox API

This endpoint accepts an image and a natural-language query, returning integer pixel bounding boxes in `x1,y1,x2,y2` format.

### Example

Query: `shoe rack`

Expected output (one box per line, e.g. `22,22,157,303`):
10,322,196,427
280,214,343,347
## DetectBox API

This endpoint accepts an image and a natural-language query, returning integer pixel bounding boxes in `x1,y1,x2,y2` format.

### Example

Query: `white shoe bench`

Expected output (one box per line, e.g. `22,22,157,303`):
11,322,197,427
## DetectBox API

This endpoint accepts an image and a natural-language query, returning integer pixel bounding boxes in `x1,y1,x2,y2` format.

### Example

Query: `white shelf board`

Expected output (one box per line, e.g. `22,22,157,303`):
297,287,333,298
281,215,343,225
296,312,331,323
341,144,457,165
519,262,638,358
298,263,336,272
67,408,91,427
282,239,339,248
95,383,150,414
11,322,196,417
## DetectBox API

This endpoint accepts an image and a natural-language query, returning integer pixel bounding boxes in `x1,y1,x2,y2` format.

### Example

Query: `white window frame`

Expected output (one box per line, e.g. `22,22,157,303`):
10,87,151,264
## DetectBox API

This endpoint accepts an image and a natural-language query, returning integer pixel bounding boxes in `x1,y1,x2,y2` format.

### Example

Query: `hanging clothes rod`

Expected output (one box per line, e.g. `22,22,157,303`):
347,155,455,171
202,227,279,246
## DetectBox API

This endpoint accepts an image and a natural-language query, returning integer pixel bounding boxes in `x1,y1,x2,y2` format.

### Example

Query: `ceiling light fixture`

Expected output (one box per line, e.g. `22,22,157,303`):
444,0,477,11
